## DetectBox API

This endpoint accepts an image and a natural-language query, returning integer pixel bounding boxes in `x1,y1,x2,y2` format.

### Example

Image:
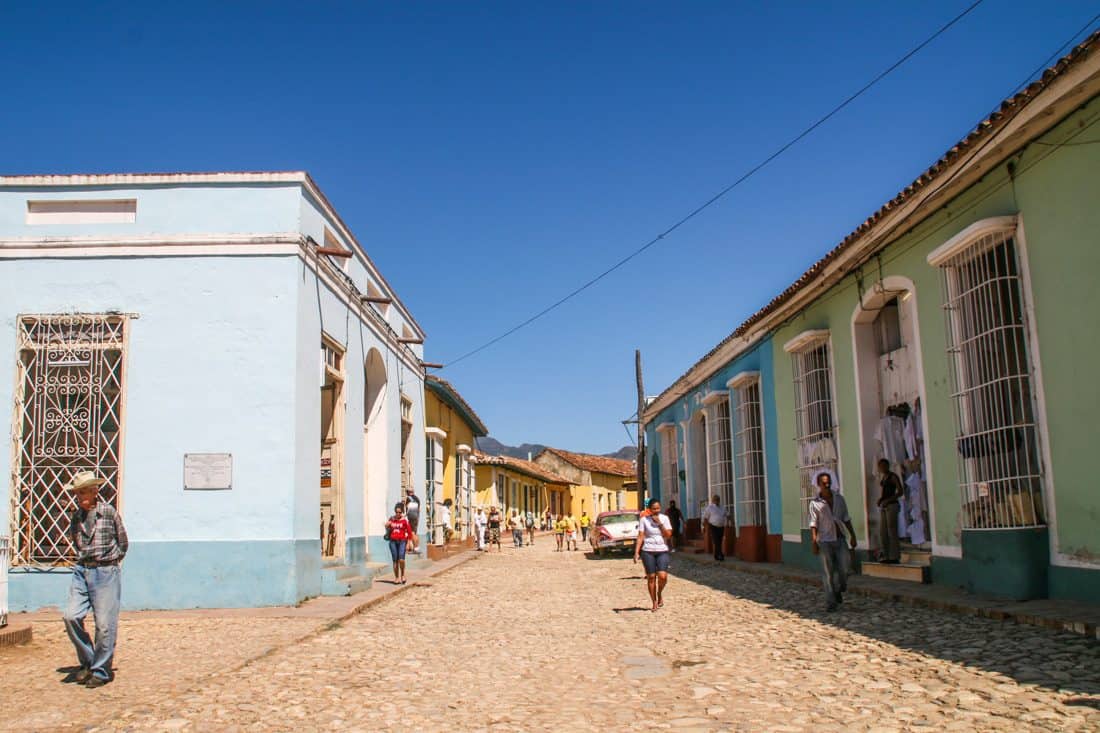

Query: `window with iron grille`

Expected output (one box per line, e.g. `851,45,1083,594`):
788,336,838,528
704,397,735,513
733,378,767,527
658,427,678,502
11,314,127,567
932,222,1045,529
425,436,443,529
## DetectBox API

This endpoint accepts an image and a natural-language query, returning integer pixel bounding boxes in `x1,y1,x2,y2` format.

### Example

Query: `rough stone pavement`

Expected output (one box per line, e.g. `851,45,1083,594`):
2,538,1099,732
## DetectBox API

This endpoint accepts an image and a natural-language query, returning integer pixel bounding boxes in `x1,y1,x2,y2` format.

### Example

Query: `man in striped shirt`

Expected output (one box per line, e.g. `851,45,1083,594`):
62,471,128,688
809,471,856,612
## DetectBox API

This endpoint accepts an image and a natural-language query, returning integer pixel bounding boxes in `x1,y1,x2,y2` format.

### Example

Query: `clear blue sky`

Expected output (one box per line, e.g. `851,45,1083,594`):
3,2,1096,452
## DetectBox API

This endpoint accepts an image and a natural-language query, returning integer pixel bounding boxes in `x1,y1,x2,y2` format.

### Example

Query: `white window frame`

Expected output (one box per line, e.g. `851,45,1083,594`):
728,372,768,528
656,423,678,504
929,216,1046,530
702,391,735,518
784,331,838,529
425,429,445,530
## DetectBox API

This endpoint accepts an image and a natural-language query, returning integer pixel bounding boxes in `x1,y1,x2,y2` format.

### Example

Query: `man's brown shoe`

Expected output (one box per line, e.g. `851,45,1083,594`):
84,676,109,688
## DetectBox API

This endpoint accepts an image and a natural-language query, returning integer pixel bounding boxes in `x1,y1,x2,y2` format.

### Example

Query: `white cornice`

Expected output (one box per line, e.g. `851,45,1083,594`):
726,371,760,390
655,422,677,434
701,390,728,406
926,215,1018,267
783,329,830,354
456,444,472,455
425,427,447,440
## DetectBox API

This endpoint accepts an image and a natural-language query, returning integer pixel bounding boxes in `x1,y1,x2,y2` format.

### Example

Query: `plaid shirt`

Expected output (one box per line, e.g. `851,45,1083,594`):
70,501,128,564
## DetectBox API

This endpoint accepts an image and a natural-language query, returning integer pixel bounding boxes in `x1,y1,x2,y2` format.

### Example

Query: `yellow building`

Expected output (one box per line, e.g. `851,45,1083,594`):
533,448,638,517
472,452,573,522
424,376,488,545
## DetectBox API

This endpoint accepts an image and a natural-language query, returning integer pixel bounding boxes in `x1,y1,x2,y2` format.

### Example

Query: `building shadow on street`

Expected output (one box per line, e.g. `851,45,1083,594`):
674,560,1100,697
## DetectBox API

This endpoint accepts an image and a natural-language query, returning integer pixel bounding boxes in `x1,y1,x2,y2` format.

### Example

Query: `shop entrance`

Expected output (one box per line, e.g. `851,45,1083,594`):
853,279,933,563
320,339,345,560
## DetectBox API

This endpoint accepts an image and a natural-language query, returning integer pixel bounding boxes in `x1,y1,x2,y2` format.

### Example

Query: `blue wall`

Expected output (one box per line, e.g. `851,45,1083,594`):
0,178,428,609
645,336,782,535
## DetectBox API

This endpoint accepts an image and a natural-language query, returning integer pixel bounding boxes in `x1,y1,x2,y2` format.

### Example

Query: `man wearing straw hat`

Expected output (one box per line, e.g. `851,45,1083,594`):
62,471,128,688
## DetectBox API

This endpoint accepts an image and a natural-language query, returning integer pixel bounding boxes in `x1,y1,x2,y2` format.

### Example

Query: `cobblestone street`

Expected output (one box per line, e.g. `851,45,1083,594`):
2,538,1100,731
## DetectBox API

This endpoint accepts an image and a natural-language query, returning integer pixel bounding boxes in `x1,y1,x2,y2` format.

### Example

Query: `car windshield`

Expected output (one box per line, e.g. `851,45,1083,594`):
598,514,638,526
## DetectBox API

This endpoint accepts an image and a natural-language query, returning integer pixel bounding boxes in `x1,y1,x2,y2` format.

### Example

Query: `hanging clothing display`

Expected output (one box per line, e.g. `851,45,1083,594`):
874,415,908,469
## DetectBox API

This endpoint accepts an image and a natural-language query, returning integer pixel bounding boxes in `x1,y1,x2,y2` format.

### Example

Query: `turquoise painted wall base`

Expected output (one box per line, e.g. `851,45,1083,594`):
9,539,321,611
961,527,1049,600
1048,564,1100,604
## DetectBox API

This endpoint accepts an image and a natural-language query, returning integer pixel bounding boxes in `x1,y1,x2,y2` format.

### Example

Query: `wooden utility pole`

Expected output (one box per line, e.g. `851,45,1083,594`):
635,349,646,507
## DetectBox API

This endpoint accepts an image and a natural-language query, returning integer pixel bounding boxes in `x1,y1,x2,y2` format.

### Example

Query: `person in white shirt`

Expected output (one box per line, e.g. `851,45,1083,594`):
633,498,674,612
474,508,487,551
808,471,857,612
701,495,728,561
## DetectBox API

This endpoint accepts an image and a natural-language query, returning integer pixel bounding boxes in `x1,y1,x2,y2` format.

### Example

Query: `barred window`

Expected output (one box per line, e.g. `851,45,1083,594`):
11,314,126,566
786,333,838,529
931,219,1044,529
731,376,767,528
703,395,735,513
425,436,443,528
658,426,678,503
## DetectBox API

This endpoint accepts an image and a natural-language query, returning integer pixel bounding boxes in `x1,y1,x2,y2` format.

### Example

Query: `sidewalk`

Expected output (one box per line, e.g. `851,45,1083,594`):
677,550,1100,640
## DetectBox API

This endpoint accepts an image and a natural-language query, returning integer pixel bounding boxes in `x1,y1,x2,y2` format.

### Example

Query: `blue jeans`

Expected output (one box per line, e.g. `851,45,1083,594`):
63,564,121,681
818,540,849,610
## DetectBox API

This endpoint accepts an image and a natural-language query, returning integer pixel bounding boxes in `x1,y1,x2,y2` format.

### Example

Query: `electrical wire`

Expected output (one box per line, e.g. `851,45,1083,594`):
640,16,1100,416
441,0,988,369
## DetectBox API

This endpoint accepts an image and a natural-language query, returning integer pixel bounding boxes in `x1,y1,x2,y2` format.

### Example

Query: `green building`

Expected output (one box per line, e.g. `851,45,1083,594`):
646,32,1100,602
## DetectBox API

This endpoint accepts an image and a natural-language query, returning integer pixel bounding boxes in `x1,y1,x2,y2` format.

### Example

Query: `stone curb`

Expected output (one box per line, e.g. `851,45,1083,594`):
676,552,1100,641
0,623,32,648
335,549,480,622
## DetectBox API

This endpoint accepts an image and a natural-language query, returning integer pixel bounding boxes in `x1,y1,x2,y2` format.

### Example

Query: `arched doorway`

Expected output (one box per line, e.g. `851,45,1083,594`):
363,348,389,545
852,276,936,565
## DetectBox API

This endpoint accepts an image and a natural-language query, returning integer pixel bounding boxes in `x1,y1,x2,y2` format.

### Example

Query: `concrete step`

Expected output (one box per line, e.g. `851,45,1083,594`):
900,550,932,567
862,561,929,583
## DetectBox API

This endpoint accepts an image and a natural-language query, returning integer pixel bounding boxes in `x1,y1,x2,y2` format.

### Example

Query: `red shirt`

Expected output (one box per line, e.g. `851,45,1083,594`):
388,516,412,541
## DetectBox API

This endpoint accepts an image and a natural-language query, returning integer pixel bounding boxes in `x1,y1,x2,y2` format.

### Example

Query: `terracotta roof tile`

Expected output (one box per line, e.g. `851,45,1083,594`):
471,451,572,485
537,447,637,478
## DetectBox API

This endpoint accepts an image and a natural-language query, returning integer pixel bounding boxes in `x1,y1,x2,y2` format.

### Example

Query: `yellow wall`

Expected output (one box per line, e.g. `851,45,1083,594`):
473,464,563,519
425,389,479,537
567,472,639,516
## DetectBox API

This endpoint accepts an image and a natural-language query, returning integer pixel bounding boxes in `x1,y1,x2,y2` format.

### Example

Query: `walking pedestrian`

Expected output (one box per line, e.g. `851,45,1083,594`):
564,512,579,551
666,500,684,552
440,498,454,544
543,508,553,531
62,471,128,688
487,506,503,552
554,514,566,551
702,495,727,561
385,502,412,585
633,498,673,613
579,511,591,543
809,471,857,612
474,507,487,551
876,459,902,563
508,509,524,547
525,510,536,546
404,488,422,552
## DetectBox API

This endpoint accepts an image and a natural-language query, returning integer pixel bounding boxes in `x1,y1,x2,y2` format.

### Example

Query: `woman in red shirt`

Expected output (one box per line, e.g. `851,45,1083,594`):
386,503,413,585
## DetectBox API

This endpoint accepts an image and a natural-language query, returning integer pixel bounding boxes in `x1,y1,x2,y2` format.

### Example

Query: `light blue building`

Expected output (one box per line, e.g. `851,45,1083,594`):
644,334,783,562
0,172,427,610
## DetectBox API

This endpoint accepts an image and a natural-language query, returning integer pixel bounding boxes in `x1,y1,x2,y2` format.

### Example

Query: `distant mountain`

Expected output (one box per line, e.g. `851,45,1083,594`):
476,437,636,463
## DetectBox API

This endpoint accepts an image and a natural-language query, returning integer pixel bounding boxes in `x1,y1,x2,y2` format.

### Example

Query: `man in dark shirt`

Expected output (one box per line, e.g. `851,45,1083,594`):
404,488,421,551
666,501,684,551
62,471,128,687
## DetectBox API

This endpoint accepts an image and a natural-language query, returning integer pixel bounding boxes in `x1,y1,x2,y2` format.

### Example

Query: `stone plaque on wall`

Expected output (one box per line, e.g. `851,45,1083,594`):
184,453,233,490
